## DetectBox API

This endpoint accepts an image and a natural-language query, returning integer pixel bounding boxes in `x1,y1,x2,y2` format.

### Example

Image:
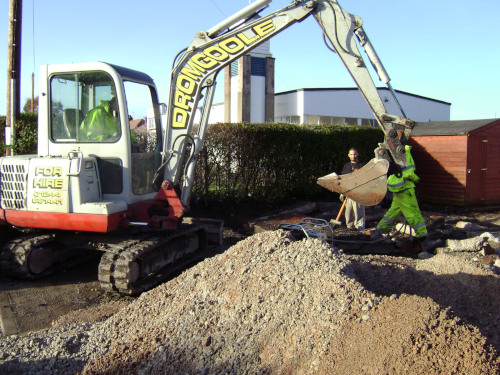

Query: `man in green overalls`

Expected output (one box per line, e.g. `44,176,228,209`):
371,145,440,252
80,97,121,142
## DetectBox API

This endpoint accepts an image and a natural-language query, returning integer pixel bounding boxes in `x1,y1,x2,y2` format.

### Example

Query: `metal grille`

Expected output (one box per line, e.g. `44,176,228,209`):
230,61,238,77
0,160,29,209
251,57,266,77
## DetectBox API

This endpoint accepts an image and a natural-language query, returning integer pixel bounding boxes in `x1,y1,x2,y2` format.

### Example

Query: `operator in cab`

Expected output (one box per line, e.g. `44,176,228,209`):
80,96,121,142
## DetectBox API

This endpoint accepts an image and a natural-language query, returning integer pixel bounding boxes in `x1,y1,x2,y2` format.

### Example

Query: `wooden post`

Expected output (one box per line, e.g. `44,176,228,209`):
265,56,275,122
6,0,22,155
237,55,251,123
31,72,34,112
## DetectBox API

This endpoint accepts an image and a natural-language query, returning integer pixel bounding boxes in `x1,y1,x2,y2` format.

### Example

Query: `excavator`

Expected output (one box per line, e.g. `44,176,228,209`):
0,0,414,295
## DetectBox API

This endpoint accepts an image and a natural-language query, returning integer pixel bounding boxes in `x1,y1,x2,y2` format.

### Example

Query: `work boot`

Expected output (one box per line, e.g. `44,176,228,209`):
370,230,384,241
420,237,442,252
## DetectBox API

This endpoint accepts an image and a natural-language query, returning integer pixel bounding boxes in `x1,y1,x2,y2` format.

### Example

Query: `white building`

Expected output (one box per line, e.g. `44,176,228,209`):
273,87,450,125
201,87,450,125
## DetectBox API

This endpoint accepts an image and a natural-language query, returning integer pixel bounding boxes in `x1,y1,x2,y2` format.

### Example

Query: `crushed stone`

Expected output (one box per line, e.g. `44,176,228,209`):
0,230,498,375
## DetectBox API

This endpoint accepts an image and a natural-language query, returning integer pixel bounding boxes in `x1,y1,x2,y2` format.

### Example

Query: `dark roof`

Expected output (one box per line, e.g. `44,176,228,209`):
411,119,500,136
275,87,451,105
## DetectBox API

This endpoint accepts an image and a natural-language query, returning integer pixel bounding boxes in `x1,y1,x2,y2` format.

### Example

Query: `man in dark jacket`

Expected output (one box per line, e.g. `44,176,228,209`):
340,147,365,230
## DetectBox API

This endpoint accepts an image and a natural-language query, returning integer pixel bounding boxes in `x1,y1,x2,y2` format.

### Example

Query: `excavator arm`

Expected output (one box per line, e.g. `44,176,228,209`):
158,0,414,208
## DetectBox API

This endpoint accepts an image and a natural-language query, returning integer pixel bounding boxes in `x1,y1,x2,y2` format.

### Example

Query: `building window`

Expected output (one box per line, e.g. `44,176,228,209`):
319,116,332,125
275,116,300,124
305,115,319,125
147,117,156,130
332,116,344,125
361,118,376,127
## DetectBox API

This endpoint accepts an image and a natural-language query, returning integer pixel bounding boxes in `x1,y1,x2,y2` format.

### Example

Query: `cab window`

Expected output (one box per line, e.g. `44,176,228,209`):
50,72,121,143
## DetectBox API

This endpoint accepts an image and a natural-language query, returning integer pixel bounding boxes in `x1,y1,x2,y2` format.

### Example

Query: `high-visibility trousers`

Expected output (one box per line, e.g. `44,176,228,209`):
376,188,427,237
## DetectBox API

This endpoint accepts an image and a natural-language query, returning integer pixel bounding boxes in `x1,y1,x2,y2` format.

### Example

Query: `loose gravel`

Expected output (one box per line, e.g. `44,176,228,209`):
1,230,498,374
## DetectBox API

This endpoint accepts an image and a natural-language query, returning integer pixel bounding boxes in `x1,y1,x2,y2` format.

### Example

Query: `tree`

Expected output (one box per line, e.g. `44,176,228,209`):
23,96,38,113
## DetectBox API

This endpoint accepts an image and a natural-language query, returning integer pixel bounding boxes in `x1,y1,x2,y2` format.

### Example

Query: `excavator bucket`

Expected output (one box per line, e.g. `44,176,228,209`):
317,158,390,206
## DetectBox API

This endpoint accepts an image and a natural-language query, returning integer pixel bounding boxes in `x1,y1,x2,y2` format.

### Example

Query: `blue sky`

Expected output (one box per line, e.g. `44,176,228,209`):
0,0,499,120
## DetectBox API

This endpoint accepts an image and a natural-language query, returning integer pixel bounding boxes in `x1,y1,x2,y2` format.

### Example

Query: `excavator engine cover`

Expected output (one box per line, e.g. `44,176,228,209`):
317,158,389,206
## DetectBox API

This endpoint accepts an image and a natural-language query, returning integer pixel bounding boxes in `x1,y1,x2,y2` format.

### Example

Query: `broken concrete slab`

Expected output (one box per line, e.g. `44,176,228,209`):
456,221,474,231
446,232,500,252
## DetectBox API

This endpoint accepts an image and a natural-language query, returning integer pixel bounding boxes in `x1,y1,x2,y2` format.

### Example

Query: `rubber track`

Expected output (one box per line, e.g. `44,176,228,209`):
98,225,206,295
0,233,56,279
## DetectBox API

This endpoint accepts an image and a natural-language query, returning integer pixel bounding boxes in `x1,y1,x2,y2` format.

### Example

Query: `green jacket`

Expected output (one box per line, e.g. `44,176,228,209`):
387,145,419,193
80,100,119,141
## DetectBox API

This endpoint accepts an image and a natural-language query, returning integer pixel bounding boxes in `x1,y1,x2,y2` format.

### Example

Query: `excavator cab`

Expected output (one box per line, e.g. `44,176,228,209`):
39,62,163,207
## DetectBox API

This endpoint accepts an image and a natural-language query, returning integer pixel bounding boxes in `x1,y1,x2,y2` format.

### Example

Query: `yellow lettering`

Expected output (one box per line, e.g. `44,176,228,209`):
253,19,275,37
176,74,197,95
32,178,64,189
219,37,245,54
35,166,63,176
171,19,276,131
191,53,218,69
32,197,64,205
181,62,205,80
237,31,259,46
172,107,189,129
174,91,193,110
204,46,229,62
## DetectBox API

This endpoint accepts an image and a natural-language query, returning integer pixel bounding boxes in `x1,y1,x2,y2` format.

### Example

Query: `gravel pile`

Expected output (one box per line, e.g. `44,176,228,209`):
0,231,367,374
82,230,369,374
1,230,498,374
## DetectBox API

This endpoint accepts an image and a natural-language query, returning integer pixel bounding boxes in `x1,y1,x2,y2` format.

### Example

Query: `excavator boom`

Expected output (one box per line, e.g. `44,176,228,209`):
160,0,414,208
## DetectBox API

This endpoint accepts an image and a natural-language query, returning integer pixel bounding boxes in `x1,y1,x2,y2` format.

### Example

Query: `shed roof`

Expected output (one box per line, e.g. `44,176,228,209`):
411,119,500,136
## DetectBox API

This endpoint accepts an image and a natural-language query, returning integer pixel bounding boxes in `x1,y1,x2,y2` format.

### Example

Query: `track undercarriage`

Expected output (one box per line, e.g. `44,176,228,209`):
0,224,209,295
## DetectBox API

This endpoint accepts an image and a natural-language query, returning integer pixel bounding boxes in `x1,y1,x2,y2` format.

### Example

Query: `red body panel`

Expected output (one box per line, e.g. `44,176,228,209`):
3,210,127,233
0,208,5,225
0,181,184,232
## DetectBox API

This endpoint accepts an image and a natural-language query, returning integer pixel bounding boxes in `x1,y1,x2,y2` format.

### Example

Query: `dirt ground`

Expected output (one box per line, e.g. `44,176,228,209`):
1,200,499,374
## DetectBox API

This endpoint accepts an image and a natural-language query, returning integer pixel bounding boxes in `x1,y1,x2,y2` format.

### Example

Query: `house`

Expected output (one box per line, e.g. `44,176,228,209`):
408,119,500,206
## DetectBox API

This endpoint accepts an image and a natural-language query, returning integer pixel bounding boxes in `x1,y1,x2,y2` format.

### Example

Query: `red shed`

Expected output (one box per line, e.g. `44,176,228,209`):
407,118,500,207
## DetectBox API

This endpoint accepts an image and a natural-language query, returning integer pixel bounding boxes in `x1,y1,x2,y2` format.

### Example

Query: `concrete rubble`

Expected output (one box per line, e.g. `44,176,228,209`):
446,232,500,253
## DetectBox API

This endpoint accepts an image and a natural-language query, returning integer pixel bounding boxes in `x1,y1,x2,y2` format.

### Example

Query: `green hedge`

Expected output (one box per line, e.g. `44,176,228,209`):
0,113,38,155
193,122,383,203
0,116,383,204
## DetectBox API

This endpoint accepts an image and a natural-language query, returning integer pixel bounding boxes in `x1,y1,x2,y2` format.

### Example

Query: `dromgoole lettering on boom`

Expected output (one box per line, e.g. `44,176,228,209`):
172,19,276,128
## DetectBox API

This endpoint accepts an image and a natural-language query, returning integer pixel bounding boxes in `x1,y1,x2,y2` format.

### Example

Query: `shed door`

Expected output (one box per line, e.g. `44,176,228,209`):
467,136,487,204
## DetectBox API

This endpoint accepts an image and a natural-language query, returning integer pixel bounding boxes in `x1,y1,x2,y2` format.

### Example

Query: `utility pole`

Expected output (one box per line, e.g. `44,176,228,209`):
6,0,22,156
31,72,34,112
